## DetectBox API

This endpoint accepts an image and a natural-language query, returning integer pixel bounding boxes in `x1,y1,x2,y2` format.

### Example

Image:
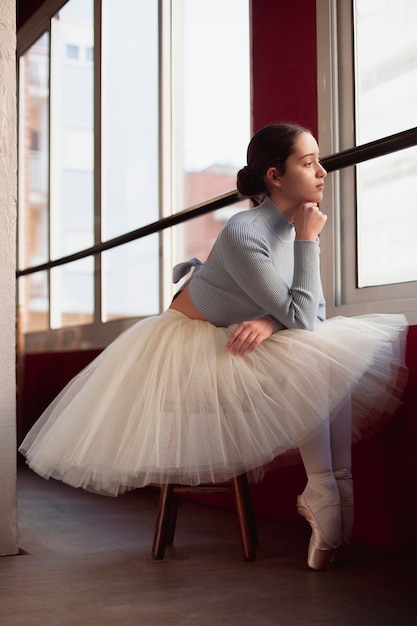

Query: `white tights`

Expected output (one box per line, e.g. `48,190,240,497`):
298,397,352,545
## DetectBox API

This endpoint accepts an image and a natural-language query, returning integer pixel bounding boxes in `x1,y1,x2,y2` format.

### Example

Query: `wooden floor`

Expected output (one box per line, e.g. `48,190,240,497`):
0,468,416,625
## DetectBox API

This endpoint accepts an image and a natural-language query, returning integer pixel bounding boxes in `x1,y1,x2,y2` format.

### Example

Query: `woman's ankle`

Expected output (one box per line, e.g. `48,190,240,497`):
301,472,341,545
334,468,354,543
302,471,340,510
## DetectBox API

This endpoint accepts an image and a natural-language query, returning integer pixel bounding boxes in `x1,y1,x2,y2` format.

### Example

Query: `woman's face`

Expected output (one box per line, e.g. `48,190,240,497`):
273,132,327,206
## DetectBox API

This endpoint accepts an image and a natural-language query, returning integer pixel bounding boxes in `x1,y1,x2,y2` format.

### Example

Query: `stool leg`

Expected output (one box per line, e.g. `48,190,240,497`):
231,475,257,561
152,484,175,559
166,489,179,545
240,473,258,547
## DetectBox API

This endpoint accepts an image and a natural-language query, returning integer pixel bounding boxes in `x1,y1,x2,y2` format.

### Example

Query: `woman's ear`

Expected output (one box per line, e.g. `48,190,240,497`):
265,166,282,187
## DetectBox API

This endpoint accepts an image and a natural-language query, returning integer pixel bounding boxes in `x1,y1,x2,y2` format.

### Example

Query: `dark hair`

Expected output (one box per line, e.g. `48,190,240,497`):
236,123,309,198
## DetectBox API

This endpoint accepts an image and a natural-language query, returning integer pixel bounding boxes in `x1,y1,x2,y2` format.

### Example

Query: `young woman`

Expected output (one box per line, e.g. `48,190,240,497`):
20,123,407,570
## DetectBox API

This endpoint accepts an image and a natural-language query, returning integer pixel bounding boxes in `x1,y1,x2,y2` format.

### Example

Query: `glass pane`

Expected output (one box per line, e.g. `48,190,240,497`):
354,0,417,143
102,237,159,321
18,32,50,270
101,0,159,241
172,0,250,209
19,273,49,333
171,0,250,272
354,0,417,287
50,258,94,328
357,148,417,287
50,0,94,259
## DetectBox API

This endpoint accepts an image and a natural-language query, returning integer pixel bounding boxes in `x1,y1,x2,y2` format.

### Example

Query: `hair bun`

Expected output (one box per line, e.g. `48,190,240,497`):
236,165,264,198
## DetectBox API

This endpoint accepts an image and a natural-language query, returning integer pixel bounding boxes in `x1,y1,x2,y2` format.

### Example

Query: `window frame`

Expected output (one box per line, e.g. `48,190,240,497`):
17,0,251,351
316,0,417,324
17,0,167,350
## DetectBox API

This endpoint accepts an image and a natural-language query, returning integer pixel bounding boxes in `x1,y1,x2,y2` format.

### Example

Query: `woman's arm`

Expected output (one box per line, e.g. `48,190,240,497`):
219,221,322,331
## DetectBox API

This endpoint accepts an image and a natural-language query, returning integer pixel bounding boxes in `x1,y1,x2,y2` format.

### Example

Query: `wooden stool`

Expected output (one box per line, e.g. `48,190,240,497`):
152,474,258,561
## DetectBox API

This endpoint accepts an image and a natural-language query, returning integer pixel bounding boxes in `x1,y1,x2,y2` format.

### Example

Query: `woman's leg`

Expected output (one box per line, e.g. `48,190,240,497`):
299,396,352,531
297,422,341,569
298,424,341,548
330,396,352,472
330,397,354,543
297,396,353,566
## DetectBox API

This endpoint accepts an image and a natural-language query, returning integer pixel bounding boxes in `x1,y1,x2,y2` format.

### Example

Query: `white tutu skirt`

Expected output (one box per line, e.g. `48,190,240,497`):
19,310,408,495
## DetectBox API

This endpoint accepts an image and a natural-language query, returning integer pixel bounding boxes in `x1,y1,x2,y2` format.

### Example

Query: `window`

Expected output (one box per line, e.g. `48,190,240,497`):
50,0,95,328
170,0,251,270
354,0,417,288
17,0,250,345
101,0,159,320
18,32,50,332
317,0,417,323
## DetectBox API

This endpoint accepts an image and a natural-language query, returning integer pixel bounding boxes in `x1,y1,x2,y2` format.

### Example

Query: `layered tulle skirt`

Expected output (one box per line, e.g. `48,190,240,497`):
19,310,408,495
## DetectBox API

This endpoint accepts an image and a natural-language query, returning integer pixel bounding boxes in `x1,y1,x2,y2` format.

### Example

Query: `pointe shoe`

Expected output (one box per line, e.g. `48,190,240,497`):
334,468,354,545
297,494,340,571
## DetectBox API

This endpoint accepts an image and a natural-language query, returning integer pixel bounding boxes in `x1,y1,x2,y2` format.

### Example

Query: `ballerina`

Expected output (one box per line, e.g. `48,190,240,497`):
20,123,408,570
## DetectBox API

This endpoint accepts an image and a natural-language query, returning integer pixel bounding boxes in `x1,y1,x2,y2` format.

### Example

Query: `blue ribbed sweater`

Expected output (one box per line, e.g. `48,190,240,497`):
173,196,326,332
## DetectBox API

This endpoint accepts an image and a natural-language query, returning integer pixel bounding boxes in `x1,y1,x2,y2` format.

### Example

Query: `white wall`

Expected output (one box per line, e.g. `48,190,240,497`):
0,0,18,556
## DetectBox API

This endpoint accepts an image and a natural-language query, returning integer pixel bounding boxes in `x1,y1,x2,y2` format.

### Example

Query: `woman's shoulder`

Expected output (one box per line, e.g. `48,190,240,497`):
223,197,280,238
222,211,266,239
225,197,294,245
217,211,270,256
225,199,272,232
227,206,260,226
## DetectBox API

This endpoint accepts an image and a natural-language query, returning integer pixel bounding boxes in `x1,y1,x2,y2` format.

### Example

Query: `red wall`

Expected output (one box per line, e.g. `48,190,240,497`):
18,349,102,445
251,0,318,135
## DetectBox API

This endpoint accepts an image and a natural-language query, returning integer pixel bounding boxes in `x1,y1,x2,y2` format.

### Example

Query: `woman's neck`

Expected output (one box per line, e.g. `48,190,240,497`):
269,192,298,224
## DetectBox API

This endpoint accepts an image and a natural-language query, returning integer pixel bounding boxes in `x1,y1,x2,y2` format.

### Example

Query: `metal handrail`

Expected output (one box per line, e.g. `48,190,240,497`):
17,190,241,277
17,126,417,278
322,126,417,172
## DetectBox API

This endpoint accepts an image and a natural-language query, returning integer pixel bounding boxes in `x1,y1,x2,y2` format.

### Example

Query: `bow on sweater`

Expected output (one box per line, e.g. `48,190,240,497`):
172,257,202,283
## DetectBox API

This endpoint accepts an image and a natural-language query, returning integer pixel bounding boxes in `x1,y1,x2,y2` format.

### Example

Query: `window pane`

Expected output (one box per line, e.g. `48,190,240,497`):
101,0,159,241
50,258,94,328
357,148,417,287
354,0,417,287
102,237,159,321
18,32,50,270
19,272,49,333
50,0,94,259
172,0,250,209
354,0,417,143
171,0,250,269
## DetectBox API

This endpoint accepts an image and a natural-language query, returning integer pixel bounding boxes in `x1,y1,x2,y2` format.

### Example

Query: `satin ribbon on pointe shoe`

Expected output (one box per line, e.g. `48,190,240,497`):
334,468,354,545
297,494,340,570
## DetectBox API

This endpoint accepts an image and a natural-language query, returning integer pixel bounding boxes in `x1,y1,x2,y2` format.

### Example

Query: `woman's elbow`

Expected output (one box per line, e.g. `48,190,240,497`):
289,311,317,331
297,319,316,331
